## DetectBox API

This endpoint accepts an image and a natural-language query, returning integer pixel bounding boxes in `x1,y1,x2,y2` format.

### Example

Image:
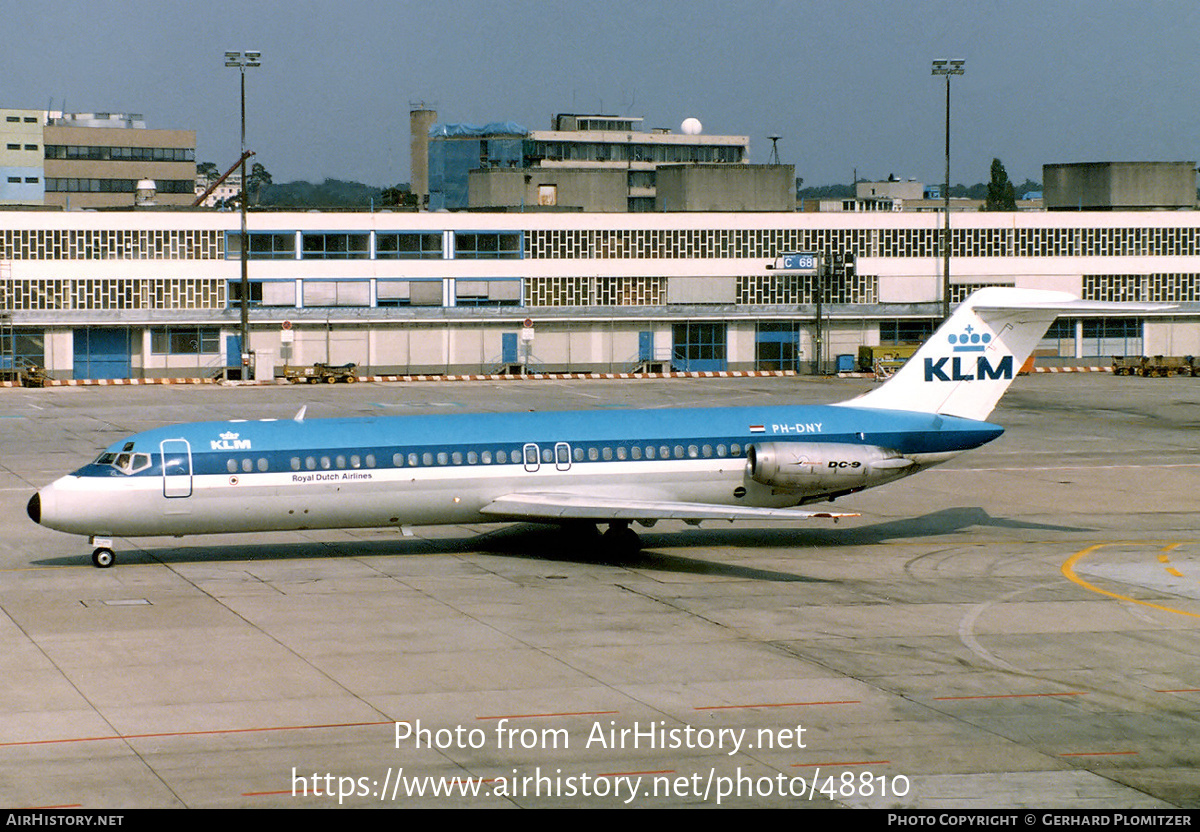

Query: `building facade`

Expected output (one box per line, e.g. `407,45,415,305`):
1,208,1198,380
42,112,196,209
430,115,754,212
0,109,46,206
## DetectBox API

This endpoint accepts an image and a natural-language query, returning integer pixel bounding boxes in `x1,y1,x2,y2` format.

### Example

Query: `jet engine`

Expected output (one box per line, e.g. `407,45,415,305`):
746,442,915,492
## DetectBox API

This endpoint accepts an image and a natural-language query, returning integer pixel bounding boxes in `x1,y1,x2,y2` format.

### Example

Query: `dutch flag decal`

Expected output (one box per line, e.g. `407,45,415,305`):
749,425,765,433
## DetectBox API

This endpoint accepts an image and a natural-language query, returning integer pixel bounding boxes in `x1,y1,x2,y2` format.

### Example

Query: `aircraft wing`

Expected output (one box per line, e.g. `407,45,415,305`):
480,492,857,524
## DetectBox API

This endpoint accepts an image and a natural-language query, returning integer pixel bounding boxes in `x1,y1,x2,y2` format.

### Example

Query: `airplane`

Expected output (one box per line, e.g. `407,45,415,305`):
27,288,1159,568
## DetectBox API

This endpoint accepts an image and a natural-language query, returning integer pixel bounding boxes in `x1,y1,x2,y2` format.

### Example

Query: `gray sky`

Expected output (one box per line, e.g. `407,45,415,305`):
8,0,1199,188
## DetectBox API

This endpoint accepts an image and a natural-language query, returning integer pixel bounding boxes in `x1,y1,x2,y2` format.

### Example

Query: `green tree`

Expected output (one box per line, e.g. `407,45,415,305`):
247,162,273,206
196,161,219,183
986,158,1016,211
381,184,417,208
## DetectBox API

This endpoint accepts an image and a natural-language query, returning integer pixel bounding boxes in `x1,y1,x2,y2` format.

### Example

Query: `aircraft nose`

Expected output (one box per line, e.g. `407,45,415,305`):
27,492,41,525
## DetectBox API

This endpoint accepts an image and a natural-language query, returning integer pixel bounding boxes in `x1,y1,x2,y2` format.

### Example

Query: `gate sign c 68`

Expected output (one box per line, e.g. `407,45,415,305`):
780,252,818,273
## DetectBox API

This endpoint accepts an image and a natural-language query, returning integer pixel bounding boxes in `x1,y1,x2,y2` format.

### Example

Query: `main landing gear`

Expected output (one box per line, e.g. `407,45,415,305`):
602,522,642,554
90,537,115,568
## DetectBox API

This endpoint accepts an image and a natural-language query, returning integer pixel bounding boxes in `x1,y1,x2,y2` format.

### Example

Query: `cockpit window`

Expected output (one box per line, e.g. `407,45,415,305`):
95,450,152,475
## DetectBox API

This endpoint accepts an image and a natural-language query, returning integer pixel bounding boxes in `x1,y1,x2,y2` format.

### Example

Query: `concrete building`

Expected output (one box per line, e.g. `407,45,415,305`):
429,114,761,212
0,109,46,206
42,112,196,209
1,208,1198,380
655,165,794,212
1044,162,1197,211
194,171,242,208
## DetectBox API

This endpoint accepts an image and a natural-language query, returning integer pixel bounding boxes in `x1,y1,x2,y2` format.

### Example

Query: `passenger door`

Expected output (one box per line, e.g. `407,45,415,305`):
160,439,193,498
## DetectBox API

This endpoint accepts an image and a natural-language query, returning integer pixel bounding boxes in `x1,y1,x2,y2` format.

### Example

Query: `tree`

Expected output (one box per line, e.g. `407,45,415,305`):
381,184,417,208
196,161,219,183
247,162,273,206
986,158,1016,211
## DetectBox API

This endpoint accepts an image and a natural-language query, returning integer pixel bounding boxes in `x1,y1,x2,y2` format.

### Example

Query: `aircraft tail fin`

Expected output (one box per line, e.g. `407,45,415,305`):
838,288,1170,421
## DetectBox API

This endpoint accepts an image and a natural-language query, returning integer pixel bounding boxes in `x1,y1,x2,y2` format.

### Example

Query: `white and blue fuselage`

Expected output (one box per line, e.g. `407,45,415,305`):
29,404,1002,538
30,288,1162,566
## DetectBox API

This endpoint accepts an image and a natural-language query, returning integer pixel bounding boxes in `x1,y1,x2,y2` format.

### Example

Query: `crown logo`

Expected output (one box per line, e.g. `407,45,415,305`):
947,324,991,353
220,431,240,441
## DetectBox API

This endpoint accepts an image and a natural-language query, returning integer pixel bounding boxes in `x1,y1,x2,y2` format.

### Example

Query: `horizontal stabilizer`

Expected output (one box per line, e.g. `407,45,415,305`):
482,492,857,523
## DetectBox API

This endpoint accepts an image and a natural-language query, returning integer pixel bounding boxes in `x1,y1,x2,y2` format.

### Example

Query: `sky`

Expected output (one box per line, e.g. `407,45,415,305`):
6,0,1200,189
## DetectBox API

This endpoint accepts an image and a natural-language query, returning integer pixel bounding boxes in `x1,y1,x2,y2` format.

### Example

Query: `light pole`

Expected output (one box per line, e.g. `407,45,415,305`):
931,58,964,321
225,50,260,377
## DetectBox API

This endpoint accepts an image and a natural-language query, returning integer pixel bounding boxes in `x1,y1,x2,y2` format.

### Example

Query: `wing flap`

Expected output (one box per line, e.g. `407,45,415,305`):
481,492,856,523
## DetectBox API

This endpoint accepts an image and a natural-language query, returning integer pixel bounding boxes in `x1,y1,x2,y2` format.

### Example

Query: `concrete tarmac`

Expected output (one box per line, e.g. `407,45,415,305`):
1,373,1198,809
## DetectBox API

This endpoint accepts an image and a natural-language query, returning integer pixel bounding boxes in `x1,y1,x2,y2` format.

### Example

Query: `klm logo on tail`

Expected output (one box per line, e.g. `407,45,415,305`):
924,325,1013,382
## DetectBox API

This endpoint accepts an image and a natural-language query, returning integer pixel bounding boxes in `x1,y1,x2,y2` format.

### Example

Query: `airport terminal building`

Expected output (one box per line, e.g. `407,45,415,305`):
2,208,1199,379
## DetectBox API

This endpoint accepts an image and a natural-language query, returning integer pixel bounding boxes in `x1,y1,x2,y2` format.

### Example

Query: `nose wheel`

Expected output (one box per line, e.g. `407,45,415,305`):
89,537,116,568
92,548,115,568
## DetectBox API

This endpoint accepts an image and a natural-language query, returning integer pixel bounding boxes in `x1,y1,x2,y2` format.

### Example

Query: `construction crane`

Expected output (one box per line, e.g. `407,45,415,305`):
192,150,255,207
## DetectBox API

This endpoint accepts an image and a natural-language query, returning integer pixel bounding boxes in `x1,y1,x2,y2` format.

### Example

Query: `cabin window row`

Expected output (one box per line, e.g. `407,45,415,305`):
225,442,748,475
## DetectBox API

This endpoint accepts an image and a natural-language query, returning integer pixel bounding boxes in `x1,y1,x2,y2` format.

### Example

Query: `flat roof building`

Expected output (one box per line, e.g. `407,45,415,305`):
429,114,758,212
0,109,47,206
42,112,196,209
1,208,1197,381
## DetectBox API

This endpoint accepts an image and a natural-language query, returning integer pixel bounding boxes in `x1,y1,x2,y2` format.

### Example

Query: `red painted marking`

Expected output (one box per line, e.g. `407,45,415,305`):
0,719,394,747
476,710,619,720
792,760,889,768
933,692,1086,701
694,700,860,711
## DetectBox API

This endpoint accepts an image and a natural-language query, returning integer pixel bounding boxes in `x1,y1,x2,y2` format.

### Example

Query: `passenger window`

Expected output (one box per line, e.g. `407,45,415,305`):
305,456,317,470
408,452,419,467
257,458,268,472
320,456,331,469
336,455,346,469
688,445,699,458
242,458,253,473
616,446,627,460
437,452,448,465
227,459,238,474
366,455,376,468
588,447,599,461
482,450,492,464
452,451,462,465
467,451,478,464
496,450,507,464
291,457,301,470
393,453,404,467
351,455,361,468
631,446,642,460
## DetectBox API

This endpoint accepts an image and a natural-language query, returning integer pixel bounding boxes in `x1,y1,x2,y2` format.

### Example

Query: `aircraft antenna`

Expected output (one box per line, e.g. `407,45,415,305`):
293,405,307,422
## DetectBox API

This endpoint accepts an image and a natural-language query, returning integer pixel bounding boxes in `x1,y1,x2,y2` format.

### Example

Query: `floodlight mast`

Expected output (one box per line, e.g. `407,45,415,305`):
931,58,965,321
225,51,261,376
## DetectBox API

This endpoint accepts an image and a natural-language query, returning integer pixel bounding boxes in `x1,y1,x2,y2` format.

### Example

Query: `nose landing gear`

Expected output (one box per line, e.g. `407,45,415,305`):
89,537,115,568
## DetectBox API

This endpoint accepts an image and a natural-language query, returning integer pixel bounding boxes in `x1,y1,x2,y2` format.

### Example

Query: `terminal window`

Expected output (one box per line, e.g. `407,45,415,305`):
151,326,220,355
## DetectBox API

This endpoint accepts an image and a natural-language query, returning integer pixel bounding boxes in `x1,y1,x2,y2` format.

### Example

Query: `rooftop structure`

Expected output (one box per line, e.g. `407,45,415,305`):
428,114,756,212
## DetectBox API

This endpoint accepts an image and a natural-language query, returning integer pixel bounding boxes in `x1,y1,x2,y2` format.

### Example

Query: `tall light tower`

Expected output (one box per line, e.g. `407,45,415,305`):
225,50,261,376
931,58,964,321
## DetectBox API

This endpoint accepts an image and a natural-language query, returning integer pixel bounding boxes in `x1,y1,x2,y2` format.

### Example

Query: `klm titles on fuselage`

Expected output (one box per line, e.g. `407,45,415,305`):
924,355,1013,382
211,431,251,451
